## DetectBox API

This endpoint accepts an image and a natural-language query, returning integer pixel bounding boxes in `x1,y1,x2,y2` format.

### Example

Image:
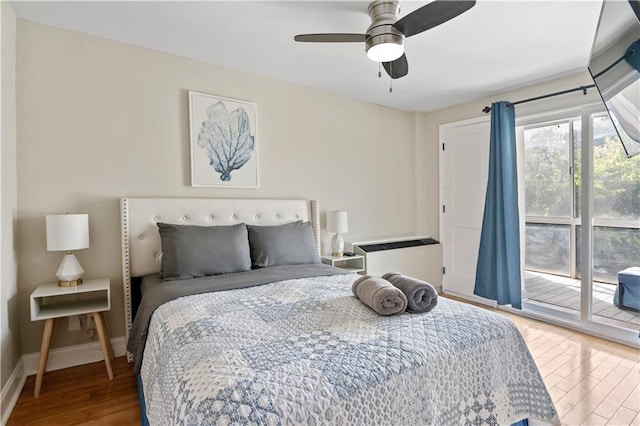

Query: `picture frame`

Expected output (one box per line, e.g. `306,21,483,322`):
189,91,258,188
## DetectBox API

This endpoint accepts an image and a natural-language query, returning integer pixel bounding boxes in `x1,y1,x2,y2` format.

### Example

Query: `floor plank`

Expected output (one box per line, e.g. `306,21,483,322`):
581,412,609,425
6,298,639,425
594,364,640,419
607,407,639,426
562,364,630,425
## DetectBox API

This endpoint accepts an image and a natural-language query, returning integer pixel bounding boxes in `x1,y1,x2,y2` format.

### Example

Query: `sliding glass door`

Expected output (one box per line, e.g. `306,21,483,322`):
588,114,640,329
523,117,582,316
520,107,639,341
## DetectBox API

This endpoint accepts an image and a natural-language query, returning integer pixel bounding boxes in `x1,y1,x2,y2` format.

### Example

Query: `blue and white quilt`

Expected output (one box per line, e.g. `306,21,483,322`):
140,273,559,425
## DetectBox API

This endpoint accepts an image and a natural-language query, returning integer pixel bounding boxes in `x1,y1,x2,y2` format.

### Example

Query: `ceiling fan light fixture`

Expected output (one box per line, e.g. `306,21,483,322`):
365,33,404,62
365,1,404,63
366,40,404,62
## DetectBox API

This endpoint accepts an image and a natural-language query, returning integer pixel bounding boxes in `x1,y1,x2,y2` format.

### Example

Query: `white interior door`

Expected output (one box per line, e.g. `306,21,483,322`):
440,119,491,301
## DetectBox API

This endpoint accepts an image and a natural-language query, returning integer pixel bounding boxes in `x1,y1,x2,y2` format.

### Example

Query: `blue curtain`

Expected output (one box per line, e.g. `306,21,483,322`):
473,101,522,309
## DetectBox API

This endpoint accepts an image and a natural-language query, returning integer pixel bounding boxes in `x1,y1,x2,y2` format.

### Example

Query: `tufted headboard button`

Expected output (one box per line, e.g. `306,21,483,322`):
182,216,188,221
232,214,237,219
138,235,144,240
209,215,215,220
275,214,280,219
154,252,161,259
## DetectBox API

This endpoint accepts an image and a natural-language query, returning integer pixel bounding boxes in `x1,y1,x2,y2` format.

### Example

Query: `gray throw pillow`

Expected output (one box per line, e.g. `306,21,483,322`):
247,221,321,268
157,222,251,280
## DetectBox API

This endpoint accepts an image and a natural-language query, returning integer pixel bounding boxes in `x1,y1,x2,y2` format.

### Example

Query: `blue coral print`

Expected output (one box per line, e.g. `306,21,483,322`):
197,101,255,182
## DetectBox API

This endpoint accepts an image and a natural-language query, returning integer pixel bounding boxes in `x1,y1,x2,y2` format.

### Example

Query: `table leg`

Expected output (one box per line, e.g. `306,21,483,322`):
93,312,114,380
102,316,115,360
34,318,55,397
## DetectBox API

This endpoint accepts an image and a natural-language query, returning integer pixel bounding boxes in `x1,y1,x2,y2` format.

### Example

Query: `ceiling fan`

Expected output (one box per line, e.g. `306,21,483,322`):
294,0,476,80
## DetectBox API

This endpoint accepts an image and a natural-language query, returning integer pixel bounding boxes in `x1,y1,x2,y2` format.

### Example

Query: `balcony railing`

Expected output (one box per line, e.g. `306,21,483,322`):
525,219,640,285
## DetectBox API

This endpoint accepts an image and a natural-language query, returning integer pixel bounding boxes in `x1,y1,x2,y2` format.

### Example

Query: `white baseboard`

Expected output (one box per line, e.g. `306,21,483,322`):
442,289,498,307
22,336,126,376
1,358,26,426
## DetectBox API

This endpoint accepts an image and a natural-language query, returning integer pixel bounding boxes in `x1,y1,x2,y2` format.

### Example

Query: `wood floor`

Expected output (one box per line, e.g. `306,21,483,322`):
7,304,640,425
8,357,139,425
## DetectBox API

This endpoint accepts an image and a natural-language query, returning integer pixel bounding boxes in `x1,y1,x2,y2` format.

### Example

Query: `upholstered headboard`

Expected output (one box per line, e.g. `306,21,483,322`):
120,197,320,360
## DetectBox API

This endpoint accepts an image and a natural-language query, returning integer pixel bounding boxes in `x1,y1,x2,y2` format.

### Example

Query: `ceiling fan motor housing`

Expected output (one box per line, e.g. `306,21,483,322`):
365,0,405,62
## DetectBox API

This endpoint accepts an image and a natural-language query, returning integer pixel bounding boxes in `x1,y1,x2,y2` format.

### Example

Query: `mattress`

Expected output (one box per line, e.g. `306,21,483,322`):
132,268,559,425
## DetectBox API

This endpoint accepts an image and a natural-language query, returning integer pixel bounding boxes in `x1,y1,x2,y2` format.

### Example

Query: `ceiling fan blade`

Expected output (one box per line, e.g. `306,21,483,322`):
383,54,409,79
294,34,367,43
393,1,476,37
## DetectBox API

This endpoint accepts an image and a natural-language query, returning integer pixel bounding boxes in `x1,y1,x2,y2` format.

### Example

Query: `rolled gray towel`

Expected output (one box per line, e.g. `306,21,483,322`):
382,272,438,313
352,275,408,316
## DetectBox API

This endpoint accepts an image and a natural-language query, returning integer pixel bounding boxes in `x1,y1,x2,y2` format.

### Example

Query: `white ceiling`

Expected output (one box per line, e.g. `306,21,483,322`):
11,1,604,112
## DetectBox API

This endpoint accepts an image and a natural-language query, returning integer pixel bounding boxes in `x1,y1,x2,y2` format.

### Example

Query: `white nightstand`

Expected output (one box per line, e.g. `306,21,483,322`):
30,278,114,397
321,255,365,274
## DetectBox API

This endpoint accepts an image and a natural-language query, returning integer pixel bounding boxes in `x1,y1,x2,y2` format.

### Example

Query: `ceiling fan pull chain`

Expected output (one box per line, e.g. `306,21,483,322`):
378,62,382,78
389,62,393,93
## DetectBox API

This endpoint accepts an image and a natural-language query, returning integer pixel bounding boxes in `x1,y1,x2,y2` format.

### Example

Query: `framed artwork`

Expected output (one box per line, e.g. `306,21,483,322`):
189,91,258,188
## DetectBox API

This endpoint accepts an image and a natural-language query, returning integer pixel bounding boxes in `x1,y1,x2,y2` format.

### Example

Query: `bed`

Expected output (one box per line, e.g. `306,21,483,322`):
121,197,560,425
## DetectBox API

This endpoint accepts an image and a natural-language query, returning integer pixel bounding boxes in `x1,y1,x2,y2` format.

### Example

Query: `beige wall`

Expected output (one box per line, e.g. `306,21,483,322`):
16,21,419,354
415,71,602,240
1,1,20,391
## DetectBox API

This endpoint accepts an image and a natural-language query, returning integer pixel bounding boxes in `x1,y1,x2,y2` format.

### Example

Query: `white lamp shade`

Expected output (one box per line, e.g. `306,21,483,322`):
327,210,348,234
46,214,90,251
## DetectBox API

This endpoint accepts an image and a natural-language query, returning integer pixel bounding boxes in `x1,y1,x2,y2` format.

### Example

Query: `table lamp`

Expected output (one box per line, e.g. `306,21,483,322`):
46,214,90,287
327,210,348,257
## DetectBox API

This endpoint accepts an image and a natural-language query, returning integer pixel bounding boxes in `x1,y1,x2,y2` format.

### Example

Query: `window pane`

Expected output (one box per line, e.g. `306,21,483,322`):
592,115,640,220
524,123,571,217
576,226,640,283
525,223,571,275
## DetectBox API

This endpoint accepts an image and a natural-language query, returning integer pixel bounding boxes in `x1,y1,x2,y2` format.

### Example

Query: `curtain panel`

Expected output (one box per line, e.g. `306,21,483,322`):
473,101,522,309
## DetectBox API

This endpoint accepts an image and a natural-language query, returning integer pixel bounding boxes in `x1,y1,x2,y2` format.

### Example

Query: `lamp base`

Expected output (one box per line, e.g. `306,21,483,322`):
331,233,344,258
56,253,85,287
58,278,83,287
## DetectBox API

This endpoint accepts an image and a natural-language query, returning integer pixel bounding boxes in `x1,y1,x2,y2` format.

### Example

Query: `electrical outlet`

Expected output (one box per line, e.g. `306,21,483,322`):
68,315,81,331
86,314,96,330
